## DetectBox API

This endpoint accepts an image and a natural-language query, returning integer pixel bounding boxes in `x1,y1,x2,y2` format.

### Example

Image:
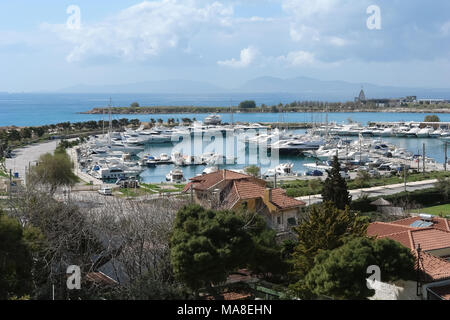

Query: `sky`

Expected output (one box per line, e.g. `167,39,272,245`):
0,0,449,92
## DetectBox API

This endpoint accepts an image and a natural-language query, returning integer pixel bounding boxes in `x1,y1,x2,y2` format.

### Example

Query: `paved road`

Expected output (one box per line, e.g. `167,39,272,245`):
297,179,438,206
5,140,59,183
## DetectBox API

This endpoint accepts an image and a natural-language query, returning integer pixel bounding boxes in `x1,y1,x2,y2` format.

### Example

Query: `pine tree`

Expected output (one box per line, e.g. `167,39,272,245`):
288,203,368,297
321,156,351,209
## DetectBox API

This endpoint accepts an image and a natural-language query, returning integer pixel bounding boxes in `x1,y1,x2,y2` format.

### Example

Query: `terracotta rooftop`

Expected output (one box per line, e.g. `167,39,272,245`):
270,188,306,210
416,251,450,282
85,272,118,286
186,170,254,191
390,216,450,232
367,222,415,238
368,217,450,282
184,170,305,210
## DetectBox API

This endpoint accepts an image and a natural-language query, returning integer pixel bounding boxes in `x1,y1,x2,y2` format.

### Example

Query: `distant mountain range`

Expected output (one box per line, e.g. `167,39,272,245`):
57,76,450,101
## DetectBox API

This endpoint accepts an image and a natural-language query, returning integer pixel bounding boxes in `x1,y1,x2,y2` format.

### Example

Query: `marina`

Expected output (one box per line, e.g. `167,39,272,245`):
73,114,449,184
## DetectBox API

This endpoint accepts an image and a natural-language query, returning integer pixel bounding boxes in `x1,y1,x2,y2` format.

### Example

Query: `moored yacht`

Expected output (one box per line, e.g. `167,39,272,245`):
166,168,186,183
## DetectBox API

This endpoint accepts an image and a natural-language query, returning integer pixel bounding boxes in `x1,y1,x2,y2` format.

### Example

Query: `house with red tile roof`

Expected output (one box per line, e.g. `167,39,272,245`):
367,215,450,300
183,170,305,234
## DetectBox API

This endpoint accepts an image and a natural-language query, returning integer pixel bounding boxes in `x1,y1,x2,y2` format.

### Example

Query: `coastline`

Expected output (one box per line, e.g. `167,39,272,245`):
80,106,450,115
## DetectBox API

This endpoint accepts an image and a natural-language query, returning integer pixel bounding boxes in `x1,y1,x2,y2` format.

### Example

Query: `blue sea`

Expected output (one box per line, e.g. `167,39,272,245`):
0,93,448,182
1,92,450,127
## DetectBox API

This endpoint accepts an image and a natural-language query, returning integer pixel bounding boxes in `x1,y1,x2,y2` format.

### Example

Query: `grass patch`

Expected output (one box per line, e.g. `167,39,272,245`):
282,171,450,198
119,187,156,197
140,183,186,193
421,204,450,217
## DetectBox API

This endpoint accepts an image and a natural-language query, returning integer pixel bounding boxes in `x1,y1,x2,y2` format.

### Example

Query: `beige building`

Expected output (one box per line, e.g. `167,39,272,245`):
183,170,306,234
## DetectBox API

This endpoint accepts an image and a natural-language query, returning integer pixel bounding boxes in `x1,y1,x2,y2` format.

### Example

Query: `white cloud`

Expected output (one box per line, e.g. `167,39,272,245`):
329,36,349,47
42,0,233,63
282,0,339,19
276,50,316,66
217,46,260,68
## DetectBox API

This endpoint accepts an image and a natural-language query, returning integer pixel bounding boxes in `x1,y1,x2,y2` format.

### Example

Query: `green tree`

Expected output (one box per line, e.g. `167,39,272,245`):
435,177,450,201
239,100,256,109
304,237,415,300
244,165,260,177
240,211,289,278
30,151,78,194
0,212,36,300
321,156,351,209
170,205,254,295
424,115,440,122
32,127,46,138
130,102,140,109
289,202,368,297
8,129,21,142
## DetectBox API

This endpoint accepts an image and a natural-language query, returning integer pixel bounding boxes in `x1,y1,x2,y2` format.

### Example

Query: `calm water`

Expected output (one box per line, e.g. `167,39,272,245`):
1,93,450,127
0,93,448,183
139,131,449,183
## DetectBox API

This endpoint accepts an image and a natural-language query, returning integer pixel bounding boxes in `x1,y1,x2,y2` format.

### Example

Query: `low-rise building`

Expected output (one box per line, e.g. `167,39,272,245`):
367,215,450,300
183,170,306,234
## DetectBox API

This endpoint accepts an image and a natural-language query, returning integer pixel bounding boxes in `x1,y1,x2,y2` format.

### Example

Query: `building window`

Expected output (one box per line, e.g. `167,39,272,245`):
277,217,281,225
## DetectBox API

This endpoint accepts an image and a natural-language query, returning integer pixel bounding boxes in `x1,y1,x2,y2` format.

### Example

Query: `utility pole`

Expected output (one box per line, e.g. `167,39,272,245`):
9,169,12,203
404,164,407,192
108,97,112,146
416,244,423,297
417,149,420,172
422,143,426,174
445,142,448,172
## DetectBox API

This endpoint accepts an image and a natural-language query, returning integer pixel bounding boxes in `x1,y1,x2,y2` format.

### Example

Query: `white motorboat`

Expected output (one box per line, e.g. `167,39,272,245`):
204,114,222,125
166,168,186,183
416,127,434,138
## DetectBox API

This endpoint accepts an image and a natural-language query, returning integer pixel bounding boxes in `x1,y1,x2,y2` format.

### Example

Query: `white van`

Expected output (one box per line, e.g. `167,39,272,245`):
98,187,113,196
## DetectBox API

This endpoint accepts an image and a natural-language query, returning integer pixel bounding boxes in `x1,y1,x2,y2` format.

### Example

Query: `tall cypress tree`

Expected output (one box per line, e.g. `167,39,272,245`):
321,156,351,209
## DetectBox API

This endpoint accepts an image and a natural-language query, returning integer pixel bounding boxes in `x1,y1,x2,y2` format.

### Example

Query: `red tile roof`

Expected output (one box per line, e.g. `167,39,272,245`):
368,217,450,282
391,216,450,232
367,222,415,238
416,251,450,282
411,228,450,251
270,188,306,209
85,272,118,286
185,170,305,210
188,170,252,191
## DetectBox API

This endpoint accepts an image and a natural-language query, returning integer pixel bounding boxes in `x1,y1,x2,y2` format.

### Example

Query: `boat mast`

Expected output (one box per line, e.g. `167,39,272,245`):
108,97,112,146
230,98,234,125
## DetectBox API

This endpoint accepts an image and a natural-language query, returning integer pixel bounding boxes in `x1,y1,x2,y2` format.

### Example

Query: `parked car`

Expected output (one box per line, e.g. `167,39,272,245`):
340,171,350,179
305,170,324,177
98,187,113,196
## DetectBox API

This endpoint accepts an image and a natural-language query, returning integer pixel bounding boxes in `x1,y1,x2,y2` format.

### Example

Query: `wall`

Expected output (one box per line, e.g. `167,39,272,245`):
368,280,420,300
